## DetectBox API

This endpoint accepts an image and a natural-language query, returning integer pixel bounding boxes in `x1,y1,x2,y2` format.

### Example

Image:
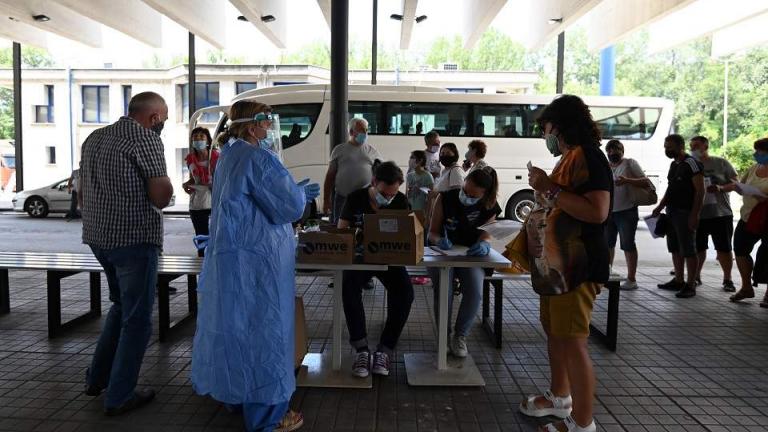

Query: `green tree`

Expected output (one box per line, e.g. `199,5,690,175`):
424,28,525,71
0,46,55,68
0,47,54,139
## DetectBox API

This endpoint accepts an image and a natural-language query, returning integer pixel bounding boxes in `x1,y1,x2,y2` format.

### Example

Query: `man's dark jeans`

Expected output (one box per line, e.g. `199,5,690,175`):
342,267,414,353
86,243,159,408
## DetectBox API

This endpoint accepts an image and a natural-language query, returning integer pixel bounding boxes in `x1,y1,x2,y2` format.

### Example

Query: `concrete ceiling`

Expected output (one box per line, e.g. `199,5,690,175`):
0,0,765,60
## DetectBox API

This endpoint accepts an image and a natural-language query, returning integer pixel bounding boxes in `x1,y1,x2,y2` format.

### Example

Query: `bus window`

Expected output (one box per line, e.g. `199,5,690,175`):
349,101,385,134
387,102,469,136
591,106,661,140
473,104,542,138
270,103,323,149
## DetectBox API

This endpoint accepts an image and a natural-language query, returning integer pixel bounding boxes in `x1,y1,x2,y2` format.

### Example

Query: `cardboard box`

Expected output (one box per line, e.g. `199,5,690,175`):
296,228,355,264
363,210,424,265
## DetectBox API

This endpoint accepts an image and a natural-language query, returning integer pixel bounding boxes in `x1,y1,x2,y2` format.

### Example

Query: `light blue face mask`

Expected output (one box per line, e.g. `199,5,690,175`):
375,190,394,207
192,140,207,151
755,152,768,165
459,188,481,207
355,132,368,145
259,137,274,151
544,134,562,157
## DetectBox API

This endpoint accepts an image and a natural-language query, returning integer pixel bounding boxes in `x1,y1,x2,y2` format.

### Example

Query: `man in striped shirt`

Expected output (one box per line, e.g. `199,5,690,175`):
79,92,173,416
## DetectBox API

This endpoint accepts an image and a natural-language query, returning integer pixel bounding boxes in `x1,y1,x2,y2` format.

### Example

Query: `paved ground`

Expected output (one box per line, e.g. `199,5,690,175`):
1,254,768,431
1,212,764,431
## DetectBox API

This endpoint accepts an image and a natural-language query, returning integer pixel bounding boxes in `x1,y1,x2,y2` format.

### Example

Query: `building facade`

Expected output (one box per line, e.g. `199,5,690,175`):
0,64,537,201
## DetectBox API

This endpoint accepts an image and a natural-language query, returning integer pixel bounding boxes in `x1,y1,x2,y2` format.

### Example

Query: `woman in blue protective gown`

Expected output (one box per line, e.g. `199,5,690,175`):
191,100,319,432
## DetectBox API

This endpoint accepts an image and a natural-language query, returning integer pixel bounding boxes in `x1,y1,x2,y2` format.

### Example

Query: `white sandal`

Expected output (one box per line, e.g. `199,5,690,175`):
541,416,596,432
519,389,572,418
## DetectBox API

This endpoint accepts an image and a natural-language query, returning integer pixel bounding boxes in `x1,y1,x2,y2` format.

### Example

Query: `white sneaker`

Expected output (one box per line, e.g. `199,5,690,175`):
352,351,370,378
620,280,638,290
450,334,468,358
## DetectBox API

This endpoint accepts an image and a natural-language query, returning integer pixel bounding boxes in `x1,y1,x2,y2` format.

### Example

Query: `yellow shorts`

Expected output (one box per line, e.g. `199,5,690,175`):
540,282,600,338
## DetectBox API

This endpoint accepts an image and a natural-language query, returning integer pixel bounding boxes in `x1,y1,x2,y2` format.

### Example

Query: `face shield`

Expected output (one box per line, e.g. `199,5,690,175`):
229,112,283,162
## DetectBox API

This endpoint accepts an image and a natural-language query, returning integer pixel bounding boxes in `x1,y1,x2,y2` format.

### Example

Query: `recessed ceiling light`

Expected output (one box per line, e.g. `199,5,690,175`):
261,15,275,23
548,18,563,24
237,15,248,22
390,14,403,21
32,14,50,22
415,15,427,23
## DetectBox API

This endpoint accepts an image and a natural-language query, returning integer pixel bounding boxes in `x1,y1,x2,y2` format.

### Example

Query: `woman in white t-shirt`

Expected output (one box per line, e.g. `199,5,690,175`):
434,143,464,192
604,140,652,290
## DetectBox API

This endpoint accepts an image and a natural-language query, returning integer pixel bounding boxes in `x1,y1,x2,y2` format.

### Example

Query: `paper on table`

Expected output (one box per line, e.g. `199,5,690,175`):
478,220,522,240
426,245,470,256
643,215,661,239
736,182,768,198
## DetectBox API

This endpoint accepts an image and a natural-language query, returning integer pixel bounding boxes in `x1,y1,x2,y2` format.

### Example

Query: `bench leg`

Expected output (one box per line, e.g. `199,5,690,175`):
158,273,196,342
187,274,198,315
481,279,504,349
493,279,503,349
157,275,172,342
47,270,100,338
89,272,101,317
589,281,620,352
606,281,620,351
482,280,490,326
0,269,8,315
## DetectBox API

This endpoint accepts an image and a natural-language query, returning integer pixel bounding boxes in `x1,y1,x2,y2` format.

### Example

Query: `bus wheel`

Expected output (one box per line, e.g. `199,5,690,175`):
505,192,534,223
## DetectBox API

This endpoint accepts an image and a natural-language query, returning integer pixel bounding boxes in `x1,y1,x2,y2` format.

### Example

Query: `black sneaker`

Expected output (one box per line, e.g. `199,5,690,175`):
722,280,736,292
658,279,684,291
371,351,390,376
676,285,697,298
104,388,156,416
84,383,103,396
364,280,375,291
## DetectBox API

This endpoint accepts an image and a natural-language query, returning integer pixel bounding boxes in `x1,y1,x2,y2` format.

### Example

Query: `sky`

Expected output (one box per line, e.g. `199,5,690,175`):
0,0,532,69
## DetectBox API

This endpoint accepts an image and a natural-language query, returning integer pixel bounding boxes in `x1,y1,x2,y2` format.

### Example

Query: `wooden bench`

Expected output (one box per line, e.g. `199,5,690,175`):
406,267,622,352
0,252,200,342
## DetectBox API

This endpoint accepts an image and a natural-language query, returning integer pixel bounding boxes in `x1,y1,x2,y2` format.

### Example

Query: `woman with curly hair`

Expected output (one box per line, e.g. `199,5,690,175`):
518,95,612,432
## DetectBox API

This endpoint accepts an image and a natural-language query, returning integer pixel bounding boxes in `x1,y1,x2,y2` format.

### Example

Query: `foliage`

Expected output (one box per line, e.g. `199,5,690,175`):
717,135,759,175
0,46,55,68
0,88,13,139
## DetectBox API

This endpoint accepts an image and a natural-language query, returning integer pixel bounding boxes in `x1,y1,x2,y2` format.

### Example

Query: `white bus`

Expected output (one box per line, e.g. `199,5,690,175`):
192,84,674,222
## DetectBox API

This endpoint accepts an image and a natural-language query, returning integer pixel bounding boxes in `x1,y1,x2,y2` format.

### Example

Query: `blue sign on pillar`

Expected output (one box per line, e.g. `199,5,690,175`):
599,46,615,96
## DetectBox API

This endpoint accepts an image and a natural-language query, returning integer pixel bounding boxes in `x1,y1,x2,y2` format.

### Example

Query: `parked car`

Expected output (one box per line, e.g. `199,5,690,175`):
12,179,175,218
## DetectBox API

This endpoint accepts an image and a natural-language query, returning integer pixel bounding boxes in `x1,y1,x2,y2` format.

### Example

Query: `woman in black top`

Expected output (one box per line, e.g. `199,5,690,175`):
338,161,414,379
428,168,500,359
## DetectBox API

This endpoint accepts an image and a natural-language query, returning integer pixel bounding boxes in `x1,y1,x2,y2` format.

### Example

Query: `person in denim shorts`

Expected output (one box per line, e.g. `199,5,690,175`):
604,140,652,290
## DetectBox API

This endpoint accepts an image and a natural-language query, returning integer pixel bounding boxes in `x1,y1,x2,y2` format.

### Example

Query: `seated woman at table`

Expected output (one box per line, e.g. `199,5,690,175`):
338,161,415,379
428,167,501,358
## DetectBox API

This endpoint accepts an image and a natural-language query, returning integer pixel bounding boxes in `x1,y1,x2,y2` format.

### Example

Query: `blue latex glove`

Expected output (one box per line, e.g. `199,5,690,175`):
437,237,453,250
297,178,321,202
193,234,209,251
467,240,491,257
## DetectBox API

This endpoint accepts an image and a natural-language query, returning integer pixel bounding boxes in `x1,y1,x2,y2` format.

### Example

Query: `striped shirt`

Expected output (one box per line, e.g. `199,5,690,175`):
80,116,167,248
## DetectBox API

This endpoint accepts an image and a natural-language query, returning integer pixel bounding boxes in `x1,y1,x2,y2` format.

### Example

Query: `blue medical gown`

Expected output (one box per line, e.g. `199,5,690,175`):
191,139,306,405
